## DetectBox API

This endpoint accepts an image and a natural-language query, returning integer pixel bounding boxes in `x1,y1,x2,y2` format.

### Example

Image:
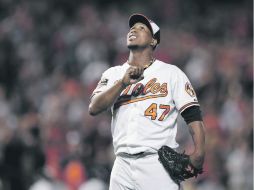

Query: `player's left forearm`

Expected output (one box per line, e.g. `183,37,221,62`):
188,121,205,168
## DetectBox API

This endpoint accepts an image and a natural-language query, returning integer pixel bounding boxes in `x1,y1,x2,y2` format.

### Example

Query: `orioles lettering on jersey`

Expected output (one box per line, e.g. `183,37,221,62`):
113,78,168,109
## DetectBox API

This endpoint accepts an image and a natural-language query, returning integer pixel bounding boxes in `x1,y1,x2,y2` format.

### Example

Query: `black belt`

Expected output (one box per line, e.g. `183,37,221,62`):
118,152,156,158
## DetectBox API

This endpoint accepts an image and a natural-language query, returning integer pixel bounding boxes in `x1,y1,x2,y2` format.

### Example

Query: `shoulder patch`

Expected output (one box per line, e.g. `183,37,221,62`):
100,78,108,85
185,82,196,97
96,78,108,89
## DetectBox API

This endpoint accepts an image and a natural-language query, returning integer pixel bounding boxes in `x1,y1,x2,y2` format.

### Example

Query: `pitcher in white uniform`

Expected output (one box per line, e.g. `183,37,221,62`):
89,13,206,190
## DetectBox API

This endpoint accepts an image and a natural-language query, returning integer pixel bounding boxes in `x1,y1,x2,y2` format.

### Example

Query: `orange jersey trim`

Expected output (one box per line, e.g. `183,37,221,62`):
114,94,167,109
179,102,200,113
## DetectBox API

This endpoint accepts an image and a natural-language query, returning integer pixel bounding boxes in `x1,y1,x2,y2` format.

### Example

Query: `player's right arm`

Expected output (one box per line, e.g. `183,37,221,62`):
89,66,144,116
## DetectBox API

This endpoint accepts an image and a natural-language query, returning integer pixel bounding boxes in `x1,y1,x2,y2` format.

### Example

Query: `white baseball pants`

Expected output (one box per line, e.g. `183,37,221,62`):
109,153,182,190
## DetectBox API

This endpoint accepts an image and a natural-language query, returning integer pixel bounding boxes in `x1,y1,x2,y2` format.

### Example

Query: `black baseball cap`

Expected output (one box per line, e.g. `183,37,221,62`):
129,13,160,44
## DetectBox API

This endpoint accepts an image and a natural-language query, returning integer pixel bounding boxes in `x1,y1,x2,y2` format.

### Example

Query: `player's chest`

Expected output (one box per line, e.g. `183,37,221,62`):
113,74,172,109
120,77,169,98
113,76,174,119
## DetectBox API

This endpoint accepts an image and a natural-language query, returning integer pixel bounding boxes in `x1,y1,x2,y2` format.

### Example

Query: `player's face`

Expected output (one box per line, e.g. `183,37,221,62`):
127,22,154,49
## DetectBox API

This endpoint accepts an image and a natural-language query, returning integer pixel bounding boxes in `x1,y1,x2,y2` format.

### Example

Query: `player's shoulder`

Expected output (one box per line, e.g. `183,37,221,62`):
156,60,184,74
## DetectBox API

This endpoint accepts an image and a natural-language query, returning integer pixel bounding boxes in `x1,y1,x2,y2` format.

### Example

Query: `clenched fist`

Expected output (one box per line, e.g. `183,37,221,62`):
121,66,144,87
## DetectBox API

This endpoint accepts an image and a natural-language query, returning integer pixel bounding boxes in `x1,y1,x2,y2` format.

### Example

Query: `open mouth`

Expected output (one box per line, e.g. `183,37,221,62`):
129,34,137,40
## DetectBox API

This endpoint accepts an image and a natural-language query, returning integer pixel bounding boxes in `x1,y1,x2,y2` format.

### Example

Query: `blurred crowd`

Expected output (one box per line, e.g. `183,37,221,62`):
0,0,252,190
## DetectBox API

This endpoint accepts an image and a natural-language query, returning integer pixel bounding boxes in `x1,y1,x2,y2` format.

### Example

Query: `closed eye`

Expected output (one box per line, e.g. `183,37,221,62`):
140,26,144,29
129,24,148,32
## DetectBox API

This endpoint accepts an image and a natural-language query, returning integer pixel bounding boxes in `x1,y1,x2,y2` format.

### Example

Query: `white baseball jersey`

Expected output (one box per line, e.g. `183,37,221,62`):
92,60,199,155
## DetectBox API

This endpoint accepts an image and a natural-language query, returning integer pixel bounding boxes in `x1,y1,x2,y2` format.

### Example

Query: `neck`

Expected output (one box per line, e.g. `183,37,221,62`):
128,48,154,67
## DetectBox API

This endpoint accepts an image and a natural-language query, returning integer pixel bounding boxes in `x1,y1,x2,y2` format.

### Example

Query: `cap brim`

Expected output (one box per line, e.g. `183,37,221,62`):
129,14,153,36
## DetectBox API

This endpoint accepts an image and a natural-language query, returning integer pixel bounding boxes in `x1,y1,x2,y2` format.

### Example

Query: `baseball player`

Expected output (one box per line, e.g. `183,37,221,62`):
89,14,205,190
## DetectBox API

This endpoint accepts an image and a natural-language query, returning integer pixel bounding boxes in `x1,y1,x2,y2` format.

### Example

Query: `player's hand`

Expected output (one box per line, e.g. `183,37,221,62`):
121,66,144,86
189,152,205,169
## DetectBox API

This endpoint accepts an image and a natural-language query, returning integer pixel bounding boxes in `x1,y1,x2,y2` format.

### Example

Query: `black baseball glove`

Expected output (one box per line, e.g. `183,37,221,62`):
158,145,203,185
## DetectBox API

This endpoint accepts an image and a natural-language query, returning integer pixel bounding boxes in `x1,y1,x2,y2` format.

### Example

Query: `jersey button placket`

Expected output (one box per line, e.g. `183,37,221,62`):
127,106,135,153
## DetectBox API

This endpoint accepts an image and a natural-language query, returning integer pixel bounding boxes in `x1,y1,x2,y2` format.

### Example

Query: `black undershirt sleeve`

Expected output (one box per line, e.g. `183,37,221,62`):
181,106,203,124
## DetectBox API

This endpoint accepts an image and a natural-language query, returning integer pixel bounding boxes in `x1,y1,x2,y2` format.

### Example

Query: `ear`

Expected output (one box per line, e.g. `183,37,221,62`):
150,39,158,47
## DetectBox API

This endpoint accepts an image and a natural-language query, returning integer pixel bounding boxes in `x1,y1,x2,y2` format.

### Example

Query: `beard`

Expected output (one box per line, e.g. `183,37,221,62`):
127,43,148,50
127,44,139,50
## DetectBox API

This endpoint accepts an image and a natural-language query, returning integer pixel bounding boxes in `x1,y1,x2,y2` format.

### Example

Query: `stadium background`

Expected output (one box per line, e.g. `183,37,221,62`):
0,0,252,189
